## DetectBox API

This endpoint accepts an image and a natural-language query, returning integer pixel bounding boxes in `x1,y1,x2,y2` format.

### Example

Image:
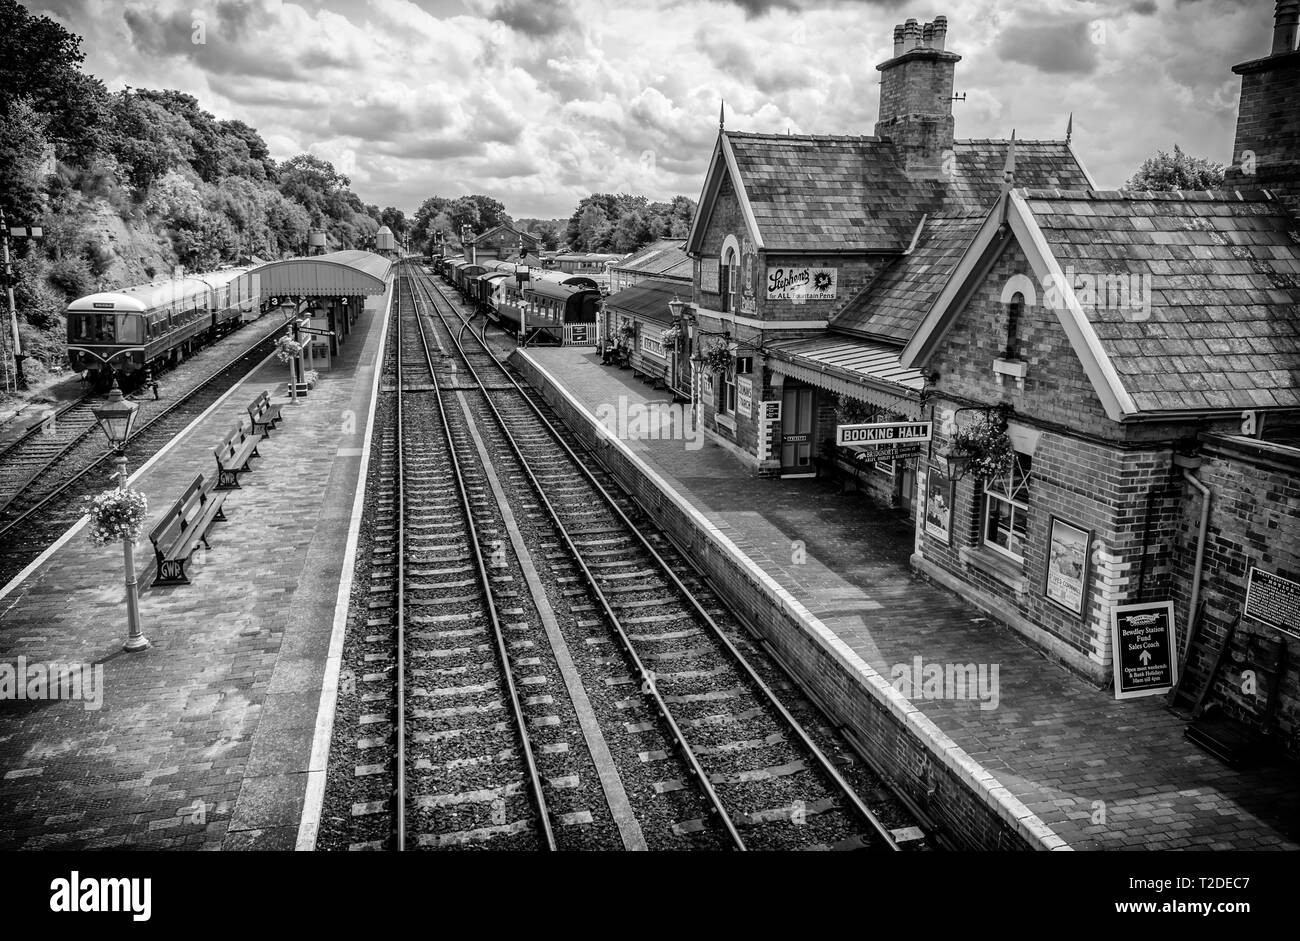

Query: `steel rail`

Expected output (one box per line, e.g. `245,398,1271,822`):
0,320,290,545
417,268,901,851
402,266,557,851
393,275,409,851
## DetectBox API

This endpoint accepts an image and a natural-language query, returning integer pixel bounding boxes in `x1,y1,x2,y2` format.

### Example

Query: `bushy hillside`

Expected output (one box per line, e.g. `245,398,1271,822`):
0,0,387,389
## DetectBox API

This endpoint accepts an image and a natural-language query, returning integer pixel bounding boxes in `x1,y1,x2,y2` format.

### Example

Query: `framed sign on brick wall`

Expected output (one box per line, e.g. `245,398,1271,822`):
1043,516,1092,617
700,258,719,294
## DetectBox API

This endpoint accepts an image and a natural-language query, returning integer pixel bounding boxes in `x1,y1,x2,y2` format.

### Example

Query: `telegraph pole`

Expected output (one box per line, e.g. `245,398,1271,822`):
0,206,36,391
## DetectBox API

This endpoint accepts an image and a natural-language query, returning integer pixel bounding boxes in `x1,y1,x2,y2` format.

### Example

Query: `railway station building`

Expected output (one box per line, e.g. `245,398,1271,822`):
466,223,539,262
667,7,1300,748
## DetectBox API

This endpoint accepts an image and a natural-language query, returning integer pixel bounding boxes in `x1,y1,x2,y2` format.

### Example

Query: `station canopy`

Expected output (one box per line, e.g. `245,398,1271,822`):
257,250,392,297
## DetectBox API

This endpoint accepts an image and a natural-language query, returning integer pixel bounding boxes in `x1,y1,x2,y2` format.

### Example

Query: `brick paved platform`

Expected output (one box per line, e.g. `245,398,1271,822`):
0,292,390,850
518,346,1300,851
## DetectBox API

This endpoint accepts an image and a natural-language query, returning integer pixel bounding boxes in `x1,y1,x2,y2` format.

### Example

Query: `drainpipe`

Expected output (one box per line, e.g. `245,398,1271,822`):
1180,465,1211,662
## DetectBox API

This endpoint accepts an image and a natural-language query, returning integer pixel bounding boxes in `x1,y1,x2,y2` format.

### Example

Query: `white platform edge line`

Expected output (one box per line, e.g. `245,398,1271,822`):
520,349,1072,851
0,346,281,607
296,283,393,851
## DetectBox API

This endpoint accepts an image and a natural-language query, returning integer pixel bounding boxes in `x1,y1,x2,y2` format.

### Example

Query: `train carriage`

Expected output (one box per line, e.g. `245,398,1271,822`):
66,267,262,385
495,280,600,346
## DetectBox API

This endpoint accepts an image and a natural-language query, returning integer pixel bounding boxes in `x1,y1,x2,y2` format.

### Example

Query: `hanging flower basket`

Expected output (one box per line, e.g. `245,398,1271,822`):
950,415,1015,482
835,394,873,425
702,343,733,374
86,487,149,547
274,335,304,363
617,321,637,341
660,324,683,346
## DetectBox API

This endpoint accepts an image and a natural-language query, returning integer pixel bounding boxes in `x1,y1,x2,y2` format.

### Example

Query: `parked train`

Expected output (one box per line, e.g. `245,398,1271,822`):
426,256,599,345
66,266,265,386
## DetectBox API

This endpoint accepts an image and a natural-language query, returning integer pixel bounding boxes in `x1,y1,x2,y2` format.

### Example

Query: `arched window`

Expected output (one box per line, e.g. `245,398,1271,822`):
723,246,737,313
1005,292,1024,359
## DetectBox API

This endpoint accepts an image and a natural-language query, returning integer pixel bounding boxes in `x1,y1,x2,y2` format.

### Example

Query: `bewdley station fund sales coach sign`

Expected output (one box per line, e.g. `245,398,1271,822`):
1110,601,1177,699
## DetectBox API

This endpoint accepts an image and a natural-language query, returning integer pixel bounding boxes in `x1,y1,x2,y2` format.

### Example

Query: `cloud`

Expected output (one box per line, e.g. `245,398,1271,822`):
993,18,1102,75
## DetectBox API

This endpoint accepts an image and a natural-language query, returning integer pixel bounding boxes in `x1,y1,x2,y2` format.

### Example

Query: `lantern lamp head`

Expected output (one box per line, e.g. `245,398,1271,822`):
93,379,139,451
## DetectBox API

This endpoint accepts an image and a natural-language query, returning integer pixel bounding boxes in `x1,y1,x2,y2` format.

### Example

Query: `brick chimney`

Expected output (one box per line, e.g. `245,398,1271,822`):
1223,0,1300,216
875,15,961,179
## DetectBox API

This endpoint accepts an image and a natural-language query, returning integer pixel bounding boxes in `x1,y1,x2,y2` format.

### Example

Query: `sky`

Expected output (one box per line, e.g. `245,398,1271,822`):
25,0,1273,219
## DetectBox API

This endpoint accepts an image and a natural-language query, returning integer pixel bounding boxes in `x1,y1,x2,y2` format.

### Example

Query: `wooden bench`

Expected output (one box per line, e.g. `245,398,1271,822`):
247,390,283,436
213,423,262,489
148,474,227,586
631,358,667,389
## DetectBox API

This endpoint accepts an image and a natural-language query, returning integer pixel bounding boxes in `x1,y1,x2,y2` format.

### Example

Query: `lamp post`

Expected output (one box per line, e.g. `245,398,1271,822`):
93,380,148,652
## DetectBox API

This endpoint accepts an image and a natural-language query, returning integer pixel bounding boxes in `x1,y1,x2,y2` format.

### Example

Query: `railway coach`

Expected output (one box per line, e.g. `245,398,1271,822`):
66,266,262,386
495,280,600,346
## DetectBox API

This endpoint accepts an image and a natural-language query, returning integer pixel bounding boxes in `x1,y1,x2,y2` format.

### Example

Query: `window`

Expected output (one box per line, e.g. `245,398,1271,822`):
983,453,1032,562
723,247,738,313
1005,292,1024,358
718,362,737,415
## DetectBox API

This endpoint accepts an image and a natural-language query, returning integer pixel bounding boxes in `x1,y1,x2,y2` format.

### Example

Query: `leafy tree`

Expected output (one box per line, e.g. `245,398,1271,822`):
0,99,50,220
380,206,407,237
1124,144,1225,192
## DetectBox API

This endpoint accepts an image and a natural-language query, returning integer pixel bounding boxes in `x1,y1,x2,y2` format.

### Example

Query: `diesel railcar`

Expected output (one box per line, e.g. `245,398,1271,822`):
66,267,262,385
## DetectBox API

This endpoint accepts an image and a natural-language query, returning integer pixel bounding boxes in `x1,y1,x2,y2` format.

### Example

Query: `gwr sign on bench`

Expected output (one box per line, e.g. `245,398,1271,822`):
836,421,932,448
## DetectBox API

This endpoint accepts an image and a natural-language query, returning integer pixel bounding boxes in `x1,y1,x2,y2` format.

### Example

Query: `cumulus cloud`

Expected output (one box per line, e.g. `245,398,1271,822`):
24,0,1273,216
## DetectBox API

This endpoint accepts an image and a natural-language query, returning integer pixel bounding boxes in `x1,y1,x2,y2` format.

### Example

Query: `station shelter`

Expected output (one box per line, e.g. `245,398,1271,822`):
256,250,392,369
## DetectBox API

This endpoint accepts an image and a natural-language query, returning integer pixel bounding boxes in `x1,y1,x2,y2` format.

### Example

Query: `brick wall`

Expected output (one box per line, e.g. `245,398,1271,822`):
1224,52,1300,218
1170,434,1300,756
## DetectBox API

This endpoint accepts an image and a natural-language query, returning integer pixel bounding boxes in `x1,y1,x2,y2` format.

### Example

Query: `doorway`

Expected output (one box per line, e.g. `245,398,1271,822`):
780,385,815,476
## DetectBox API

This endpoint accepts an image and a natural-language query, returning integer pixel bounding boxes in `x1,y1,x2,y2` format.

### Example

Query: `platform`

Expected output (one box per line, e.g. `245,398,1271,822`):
0,288,390,850
516,346,1300,851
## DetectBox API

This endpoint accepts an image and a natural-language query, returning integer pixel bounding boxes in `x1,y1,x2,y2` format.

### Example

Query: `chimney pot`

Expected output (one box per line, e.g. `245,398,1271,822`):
1274,0,1300,55
923,22,934,47
933,15,948,52
904,18,921,50
893,24,904,57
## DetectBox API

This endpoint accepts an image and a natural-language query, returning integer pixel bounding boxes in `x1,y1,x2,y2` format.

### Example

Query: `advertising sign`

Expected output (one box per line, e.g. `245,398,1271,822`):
766,266,837,301
1044,517,1092,617
836,421,932,448
924,470,955,545
1244,567,1300,637
700,258,719,294
1110,601,1177,699
736,376,753,418
760,400,781,422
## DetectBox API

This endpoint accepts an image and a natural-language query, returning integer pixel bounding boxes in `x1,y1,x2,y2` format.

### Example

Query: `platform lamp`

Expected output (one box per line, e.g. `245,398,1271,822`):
93,381,148,652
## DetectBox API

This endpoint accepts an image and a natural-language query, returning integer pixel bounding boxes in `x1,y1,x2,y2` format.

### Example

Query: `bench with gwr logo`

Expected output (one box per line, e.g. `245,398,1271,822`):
212,423,262,489
247,390,283,436
148,473,227,585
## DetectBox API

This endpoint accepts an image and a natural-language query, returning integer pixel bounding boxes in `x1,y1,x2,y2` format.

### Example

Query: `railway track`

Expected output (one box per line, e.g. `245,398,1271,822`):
0,315,290,586
406,265,921,851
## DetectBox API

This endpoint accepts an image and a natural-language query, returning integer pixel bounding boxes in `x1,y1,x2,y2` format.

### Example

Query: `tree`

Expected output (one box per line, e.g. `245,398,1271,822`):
1124,144,1225,192
380,206,407,238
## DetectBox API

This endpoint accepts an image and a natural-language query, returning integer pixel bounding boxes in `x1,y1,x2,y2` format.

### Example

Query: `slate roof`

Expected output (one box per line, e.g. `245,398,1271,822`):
831,211,987,343
604,277,687,325
1021,188,1300,413
766,335,926,393
612,239,693,281
723,132,1089,252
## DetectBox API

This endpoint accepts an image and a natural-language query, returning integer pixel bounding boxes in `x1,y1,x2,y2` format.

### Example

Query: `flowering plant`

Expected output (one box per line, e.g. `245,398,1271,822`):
86,487,149,546
617,321,636,340
950,416,1015,482
701,342,733,374
835,395,873,425
660,324,683,345
274,335,303,363
304,369,320,385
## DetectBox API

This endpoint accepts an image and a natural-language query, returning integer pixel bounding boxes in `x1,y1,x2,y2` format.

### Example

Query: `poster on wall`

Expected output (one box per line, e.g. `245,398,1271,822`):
700,258,719,294
767,266,837,301
736,376,753,418
923,470,955,545
1110,601,1177,699
1044,516,1092,617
